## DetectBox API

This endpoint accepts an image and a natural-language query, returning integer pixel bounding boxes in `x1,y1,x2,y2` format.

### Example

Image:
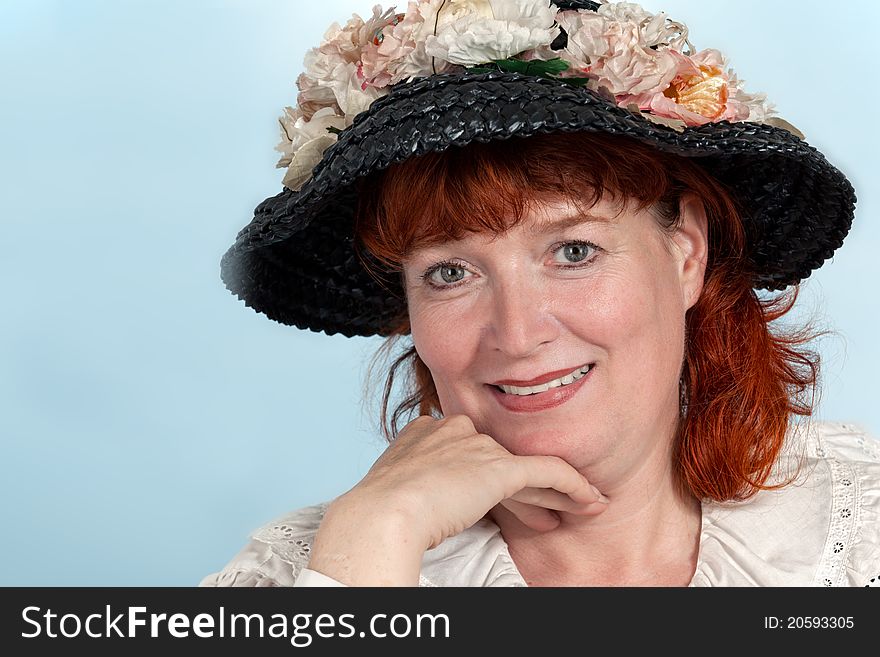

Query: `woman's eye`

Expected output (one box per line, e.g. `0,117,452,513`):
421,242,598,289
424,262,470,287
554,241,597,265
436,265,466,284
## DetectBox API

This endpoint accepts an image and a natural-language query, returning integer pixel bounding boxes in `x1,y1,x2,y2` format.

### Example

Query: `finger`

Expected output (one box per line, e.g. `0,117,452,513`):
511,455,608,505
497,499,560,532
509,487,609,515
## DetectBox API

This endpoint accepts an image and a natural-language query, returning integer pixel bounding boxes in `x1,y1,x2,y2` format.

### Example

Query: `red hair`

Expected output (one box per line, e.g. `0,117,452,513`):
353,132,820,502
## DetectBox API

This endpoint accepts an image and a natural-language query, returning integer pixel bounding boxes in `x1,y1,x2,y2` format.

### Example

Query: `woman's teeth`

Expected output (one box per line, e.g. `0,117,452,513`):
497,364,592,396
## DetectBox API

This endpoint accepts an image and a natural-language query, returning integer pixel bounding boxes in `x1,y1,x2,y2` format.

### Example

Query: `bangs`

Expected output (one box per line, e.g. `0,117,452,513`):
355,132,679,270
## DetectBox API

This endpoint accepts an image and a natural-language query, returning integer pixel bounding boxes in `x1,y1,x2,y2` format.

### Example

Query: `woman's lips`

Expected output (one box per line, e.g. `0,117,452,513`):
487,365,594,413
491,363,590,387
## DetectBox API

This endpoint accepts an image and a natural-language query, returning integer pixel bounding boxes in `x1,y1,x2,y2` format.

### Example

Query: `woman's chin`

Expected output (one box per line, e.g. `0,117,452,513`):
490,426,603,464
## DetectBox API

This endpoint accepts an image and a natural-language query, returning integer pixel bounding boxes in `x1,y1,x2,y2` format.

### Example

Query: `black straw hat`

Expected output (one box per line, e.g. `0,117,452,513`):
220,0,856,338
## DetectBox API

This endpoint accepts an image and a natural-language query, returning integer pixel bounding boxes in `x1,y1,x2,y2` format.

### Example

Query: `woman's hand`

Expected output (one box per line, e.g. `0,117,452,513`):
308,414,608,586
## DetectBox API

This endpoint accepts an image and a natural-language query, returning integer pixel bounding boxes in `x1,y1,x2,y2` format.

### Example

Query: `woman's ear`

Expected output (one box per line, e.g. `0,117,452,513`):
672,193,709,310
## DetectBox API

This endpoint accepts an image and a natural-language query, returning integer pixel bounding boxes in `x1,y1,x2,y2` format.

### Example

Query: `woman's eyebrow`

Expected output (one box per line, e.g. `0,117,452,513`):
528,212,613,236
408,212,613,259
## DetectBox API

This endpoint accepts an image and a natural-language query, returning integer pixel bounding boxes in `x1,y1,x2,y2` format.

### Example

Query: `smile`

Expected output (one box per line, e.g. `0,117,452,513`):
494,364,593,396
488,364,595,413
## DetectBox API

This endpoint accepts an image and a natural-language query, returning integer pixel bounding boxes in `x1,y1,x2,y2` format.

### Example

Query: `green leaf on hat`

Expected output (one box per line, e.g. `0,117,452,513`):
466,58,590,87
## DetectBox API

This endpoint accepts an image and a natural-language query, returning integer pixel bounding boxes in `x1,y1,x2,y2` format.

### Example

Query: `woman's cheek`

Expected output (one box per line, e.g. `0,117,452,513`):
410,301,475,378
411,302,454,350
568,272,633,334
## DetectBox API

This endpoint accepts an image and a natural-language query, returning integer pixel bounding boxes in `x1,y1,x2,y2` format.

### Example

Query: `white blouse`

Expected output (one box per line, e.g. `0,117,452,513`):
199,421,880,587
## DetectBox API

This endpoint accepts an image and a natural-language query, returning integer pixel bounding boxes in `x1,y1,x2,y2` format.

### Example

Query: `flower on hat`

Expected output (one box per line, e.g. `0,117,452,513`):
555,5,687,96
274,0,783,191
276,106,347,190
641,49,750,125
424,0,560,65
365,1,458,86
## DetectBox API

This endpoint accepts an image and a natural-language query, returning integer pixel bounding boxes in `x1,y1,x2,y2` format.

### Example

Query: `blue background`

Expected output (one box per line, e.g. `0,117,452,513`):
1,0,878,585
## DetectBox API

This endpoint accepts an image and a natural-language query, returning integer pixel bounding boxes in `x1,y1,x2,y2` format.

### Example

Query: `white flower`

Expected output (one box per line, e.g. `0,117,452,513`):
297,47,346,119
555,10,610,64
727,69,776,123
390,41,454,83
425,0,560,66
384,0,468,82
556,2,689,66
298,52,387,125
327,61,387,118
275,106,347,190
596,1,689,51
597,26,678,96
557,9,677,96
296,72,340,121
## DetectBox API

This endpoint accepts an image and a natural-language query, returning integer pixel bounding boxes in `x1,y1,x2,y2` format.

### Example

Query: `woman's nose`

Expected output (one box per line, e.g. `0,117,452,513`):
485,277,559,358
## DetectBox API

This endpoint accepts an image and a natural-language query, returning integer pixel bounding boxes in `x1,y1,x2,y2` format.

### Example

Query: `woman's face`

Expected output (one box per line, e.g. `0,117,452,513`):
402,194,707,479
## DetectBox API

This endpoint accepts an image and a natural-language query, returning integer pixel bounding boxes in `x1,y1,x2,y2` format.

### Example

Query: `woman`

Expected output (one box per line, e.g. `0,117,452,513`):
201,0,879,586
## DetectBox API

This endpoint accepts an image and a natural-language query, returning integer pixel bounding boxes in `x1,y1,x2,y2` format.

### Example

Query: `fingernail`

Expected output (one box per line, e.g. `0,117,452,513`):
589,485,610,504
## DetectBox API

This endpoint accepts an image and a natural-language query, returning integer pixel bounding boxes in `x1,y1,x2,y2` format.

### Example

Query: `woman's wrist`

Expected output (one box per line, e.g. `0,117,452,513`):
307,491,427,586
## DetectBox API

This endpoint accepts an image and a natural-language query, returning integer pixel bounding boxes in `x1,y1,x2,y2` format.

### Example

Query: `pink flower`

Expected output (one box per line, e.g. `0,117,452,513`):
356,2,424,86
631,49,750,126
297,6,396,121
319,5,397,65
359,8,415,88
556,10,612,64
597,28,678,96
556,8,679,96
383,0,461,83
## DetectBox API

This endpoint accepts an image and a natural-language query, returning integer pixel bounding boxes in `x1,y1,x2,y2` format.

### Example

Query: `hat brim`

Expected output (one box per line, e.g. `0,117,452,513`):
220,71,856,337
